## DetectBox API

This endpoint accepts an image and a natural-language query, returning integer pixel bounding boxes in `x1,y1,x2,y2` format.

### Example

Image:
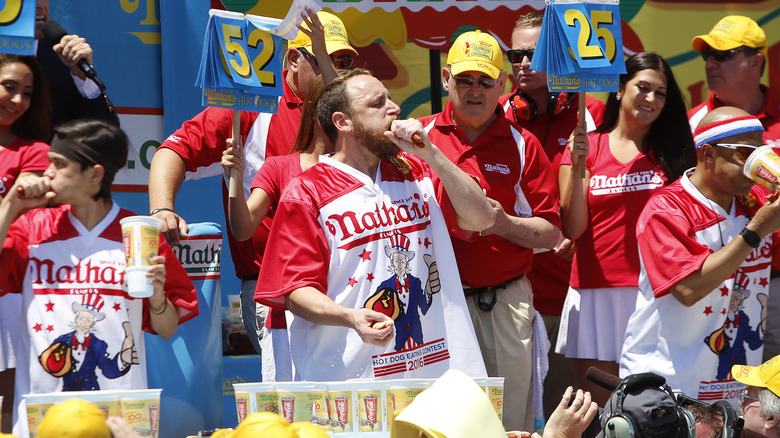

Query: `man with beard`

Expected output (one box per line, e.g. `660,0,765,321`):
255,68,495,382
418,30,561,431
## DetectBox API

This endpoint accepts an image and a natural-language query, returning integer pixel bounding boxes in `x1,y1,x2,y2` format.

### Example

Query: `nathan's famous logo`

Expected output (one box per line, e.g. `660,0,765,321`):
325,195,430,240
464,41,493,62
204,89,237,106
29,257,125,286
589,170,663,195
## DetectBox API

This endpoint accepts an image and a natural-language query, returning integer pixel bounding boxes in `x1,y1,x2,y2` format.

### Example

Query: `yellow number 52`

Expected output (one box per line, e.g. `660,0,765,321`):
221,23,276,86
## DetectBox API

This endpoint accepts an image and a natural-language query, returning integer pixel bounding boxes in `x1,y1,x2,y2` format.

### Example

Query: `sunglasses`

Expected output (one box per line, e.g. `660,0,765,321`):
739,388,760,406
701,46,761,63
298,47,355,70
711,143,760,161
447,68,498,89
507,49,535,63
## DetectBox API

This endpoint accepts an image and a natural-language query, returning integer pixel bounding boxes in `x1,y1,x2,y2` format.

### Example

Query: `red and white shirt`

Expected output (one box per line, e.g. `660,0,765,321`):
1,203,198,434
255,154,486,381
159,70,302,278
0,137,49,198
561,132,667,288
620,174,770,407
419,102,561,288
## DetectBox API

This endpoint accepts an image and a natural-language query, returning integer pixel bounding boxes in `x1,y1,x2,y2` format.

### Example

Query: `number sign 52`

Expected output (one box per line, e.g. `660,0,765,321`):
214,14,283,93
555,2,623,74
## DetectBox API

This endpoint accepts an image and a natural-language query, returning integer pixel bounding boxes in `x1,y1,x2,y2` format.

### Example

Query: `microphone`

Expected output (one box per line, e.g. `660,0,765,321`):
41,20,106,91
585,366,622,391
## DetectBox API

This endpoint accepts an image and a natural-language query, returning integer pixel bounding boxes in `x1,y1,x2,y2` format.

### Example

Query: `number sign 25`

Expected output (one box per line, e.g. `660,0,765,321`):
555,2,623,73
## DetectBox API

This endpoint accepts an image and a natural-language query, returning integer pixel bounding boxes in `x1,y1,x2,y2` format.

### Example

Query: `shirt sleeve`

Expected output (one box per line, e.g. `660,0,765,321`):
520,133,562,228
250,157,283,207
0,216,31,297
254,190,330,309
636,196,712,298
20,141,51,173
158,108,256,171
141,238,199,334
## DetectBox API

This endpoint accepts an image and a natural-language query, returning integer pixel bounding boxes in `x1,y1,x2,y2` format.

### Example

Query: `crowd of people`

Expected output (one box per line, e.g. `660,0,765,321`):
1,2,779,438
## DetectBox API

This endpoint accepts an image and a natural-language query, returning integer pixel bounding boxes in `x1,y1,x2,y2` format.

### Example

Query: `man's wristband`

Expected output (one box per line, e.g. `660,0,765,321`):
150,207,174,216
740,227,761,248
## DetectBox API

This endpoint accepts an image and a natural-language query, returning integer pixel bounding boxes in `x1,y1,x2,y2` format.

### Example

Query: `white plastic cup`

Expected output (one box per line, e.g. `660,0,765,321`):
744,145,780,192
120,216,161,298
485,377,506,421
355,380,387,434
23,393,53,437
274,382,316,424
120,388,162,438
325,381,360,435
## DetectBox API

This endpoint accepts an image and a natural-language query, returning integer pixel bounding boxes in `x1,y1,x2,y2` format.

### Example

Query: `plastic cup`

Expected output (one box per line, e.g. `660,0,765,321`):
356,380,387,434
120,388,162,438
274,382,316,424
120,216,161,298
231,383,255,423
485,377,505,421
386,379,432,416
744,145,780,192
325,381,359,434
23,393,53,438
313,383,331,431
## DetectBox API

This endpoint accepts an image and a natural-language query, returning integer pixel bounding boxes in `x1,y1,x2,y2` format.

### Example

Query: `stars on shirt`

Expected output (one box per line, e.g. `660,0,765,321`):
359,249,372,262
44,301,55,312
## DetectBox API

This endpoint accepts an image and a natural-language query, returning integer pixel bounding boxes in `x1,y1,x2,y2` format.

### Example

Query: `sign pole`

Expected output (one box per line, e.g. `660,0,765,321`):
229,110,241,198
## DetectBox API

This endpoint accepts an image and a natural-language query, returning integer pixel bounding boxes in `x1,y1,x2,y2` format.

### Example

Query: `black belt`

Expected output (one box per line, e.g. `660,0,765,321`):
463,274,525,297
242,274,259,281
463,274,525,312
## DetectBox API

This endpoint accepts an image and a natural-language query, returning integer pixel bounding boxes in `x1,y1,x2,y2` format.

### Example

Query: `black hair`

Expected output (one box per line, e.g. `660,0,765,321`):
0,54,51,141
596,52,695,181
53,119,128,202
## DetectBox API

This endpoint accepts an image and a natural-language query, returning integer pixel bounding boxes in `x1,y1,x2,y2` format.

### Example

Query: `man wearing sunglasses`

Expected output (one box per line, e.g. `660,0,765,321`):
498,11,607,420
418,30,561,432
689,16,779,146
732,355,780,437
620,107,780,411
148,10,357,359
689,15,780,368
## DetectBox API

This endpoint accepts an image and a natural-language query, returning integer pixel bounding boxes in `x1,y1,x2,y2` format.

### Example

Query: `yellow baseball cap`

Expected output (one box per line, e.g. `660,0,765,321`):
37,399,111,438
229,412,298,438
447,30,503,80
732,355,780,397
289,11,358,57
291,421,330,438
692,15,767,59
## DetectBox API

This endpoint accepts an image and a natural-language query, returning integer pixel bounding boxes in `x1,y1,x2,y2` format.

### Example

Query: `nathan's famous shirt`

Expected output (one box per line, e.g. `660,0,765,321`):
1,202,198,434
621,174,769,409
256,154,486,382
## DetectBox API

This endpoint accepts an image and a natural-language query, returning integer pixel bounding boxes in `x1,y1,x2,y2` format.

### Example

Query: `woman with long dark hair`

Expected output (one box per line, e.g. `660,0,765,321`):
555,51,695,403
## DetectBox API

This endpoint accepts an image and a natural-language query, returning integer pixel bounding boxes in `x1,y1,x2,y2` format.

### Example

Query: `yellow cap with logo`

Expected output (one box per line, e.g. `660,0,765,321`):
289,11,358,57
732,354,780,397
447,30,503,80
692,15,767,59
37,399,111,438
